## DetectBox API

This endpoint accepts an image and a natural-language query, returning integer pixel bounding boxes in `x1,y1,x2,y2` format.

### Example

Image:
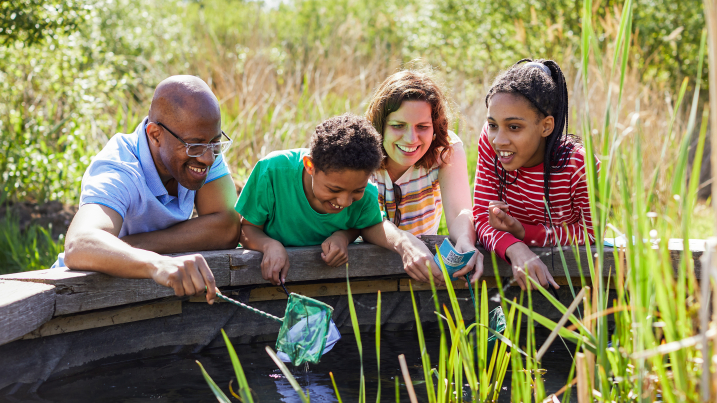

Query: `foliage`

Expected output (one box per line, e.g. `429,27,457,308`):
0,0,190,203
0,0,86,46
0,0,707,206
0,212,64,274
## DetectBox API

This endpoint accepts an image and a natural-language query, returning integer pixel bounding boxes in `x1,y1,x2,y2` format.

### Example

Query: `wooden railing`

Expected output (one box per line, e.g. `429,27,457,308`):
0,235,704,346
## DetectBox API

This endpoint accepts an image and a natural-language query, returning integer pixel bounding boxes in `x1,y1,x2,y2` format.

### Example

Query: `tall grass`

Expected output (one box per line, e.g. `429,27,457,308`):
198,0,714,400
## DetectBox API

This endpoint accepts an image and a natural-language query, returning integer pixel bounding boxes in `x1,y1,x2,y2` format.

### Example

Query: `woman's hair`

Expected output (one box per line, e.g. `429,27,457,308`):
485,58,577,229
309,113,383,173
365,68,454,169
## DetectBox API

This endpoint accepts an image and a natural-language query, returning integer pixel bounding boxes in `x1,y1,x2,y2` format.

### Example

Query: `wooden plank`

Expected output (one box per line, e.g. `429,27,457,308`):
0,280,55,346
188,279,400,303
2,250,231,316
22,300,181,340
0,235,701,316
229,243,406,286
249,279,399,302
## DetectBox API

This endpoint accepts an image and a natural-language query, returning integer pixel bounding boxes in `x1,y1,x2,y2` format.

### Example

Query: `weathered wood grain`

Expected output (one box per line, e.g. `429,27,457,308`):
0,280,55,346
3,250,231,316
22,300,181,340
0,237,701,317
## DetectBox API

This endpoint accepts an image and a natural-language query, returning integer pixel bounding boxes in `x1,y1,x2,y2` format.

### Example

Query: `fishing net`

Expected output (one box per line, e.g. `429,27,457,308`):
215,290,340,366
487,306,507,354
274,293,337,366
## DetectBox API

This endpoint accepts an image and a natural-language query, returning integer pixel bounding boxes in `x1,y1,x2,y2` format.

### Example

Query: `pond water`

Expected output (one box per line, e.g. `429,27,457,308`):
3,327,577,402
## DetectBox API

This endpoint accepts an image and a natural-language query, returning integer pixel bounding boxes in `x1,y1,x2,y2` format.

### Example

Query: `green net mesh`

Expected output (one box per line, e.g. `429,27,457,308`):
487,306,507,355
275,293,334,366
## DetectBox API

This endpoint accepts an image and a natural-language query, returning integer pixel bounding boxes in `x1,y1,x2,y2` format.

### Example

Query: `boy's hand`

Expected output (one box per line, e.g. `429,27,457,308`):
505,242,559,291
321,231,351,267
261,240,290,285
397,235,445,285
450,237,483,285
488,201,525,239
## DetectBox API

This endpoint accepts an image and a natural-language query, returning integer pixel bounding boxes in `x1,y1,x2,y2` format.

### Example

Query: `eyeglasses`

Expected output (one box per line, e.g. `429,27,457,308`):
383,184,403,226
152,121,233,157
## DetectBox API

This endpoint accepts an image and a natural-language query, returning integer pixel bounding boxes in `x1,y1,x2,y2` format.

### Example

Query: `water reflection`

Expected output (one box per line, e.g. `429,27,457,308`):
271,368,337,402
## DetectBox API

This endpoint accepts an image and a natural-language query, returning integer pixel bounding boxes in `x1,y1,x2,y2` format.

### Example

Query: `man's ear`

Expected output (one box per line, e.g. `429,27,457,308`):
146,122,162,146
302,156,315,175
541,115,555,138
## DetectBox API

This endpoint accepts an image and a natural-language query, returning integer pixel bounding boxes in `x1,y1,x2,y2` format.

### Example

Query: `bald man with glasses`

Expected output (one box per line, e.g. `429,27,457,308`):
62,76,241,304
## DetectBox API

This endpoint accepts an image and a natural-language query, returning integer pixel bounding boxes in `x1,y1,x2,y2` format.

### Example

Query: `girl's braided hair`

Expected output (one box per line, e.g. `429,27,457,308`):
485,58,577,240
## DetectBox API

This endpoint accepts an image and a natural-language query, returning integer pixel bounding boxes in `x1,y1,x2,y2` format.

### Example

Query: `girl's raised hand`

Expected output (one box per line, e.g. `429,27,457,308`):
504,242,559,290
488,201,525,239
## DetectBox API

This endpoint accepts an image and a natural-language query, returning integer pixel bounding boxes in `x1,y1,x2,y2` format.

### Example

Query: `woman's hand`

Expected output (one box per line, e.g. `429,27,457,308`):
321,231,351,267
488,201,525,239
505,242,559,290
397,235,445,285
450,237,483,285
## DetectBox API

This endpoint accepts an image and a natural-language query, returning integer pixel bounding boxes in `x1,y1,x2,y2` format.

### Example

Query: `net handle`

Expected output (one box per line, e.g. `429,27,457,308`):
215,290,284,323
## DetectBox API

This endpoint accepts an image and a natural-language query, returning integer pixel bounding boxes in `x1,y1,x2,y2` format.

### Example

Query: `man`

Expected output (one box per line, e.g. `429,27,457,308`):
63,76,240,304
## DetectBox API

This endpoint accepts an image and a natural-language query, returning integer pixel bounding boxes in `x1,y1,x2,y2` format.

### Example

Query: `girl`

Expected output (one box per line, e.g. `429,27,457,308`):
473,59,598,290
366,68,481,284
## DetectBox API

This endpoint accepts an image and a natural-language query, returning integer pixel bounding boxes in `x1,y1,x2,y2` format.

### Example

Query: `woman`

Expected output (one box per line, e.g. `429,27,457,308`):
365,69,482,284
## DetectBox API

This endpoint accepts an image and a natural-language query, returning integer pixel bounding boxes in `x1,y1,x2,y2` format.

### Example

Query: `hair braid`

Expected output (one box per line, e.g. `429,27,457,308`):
485,58,577,240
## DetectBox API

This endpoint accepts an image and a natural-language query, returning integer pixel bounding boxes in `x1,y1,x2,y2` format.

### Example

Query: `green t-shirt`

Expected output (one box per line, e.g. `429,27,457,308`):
235,149,383,247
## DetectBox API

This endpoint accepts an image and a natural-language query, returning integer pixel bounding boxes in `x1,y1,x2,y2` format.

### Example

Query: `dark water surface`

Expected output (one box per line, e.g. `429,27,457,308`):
4,328,576,402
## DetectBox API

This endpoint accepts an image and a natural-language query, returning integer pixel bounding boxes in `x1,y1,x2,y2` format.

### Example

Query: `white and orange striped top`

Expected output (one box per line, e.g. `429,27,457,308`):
472,123,599,262
371,131,462,236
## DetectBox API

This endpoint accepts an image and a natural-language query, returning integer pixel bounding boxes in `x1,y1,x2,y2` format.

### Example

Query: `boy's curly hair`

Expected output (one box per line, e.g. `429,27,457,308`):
365,67,454,169
309,114,383,173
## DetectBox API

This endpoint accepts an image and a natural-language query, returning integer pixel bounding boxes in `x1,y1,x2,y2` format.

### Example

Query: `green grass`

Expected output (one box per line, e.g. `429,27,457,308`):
0,213,64,274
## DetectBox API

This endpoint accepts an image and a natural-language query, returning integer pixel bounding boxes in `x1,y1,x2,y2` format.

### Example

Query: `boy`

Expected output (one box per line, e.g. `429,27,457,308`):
236,114,442,285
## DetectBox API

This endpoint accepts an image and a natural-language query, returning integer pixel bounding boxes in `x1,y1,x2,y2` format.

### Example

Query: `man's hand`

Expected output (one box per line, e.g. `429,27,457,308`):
150,254,217,304
505,242,559,291
260,240,290,285
321,231,351,267
488,201,525,239
450,237,484,285
397,235,445,285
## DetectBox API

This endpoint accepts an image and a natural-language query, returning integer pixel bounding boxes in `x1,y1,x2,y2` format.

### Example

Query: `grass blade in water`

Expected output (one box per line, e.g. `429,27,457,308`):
265,346,309,403
220,329,254,403
195,360,232,403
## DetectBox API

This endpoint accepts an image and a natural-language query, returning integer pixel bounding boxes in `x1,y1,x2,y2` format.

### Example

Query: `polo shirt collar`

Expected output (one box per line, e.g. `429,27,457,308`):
136,118,191,205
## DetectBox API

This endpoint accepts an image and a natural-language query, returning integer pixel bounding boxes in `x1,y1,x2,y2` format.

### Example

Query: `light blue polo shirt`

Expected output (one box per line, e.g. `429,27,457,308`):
79,117,229,238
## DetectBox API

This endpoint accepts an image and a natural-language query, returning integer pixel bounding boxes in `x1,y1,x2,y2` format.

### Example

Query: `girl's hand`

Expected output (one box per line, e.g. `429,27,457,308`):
261,240,290,285
450,237,483,285
321,231,351,267
488,201,525,239
505,242,559,290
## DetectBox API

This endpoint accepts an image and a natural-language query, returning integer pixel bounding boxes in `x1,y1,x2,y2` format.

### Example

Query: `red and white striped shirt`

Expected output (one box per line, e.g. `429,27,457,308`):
472,124,599,262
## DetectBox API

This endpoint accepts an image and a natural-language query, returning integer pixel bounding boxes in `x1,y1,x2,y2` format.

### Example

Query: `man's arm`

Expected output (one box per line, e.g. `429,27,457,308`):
121,175,241,253
63,204,217,303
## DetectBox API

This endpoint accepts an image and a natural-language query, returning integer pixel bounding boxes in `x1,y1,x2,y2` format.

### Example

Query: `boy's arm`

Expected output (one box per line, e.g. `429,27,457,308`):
121,175,242,253
64,204,217,303
239,219,290,285
360,221,445,285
